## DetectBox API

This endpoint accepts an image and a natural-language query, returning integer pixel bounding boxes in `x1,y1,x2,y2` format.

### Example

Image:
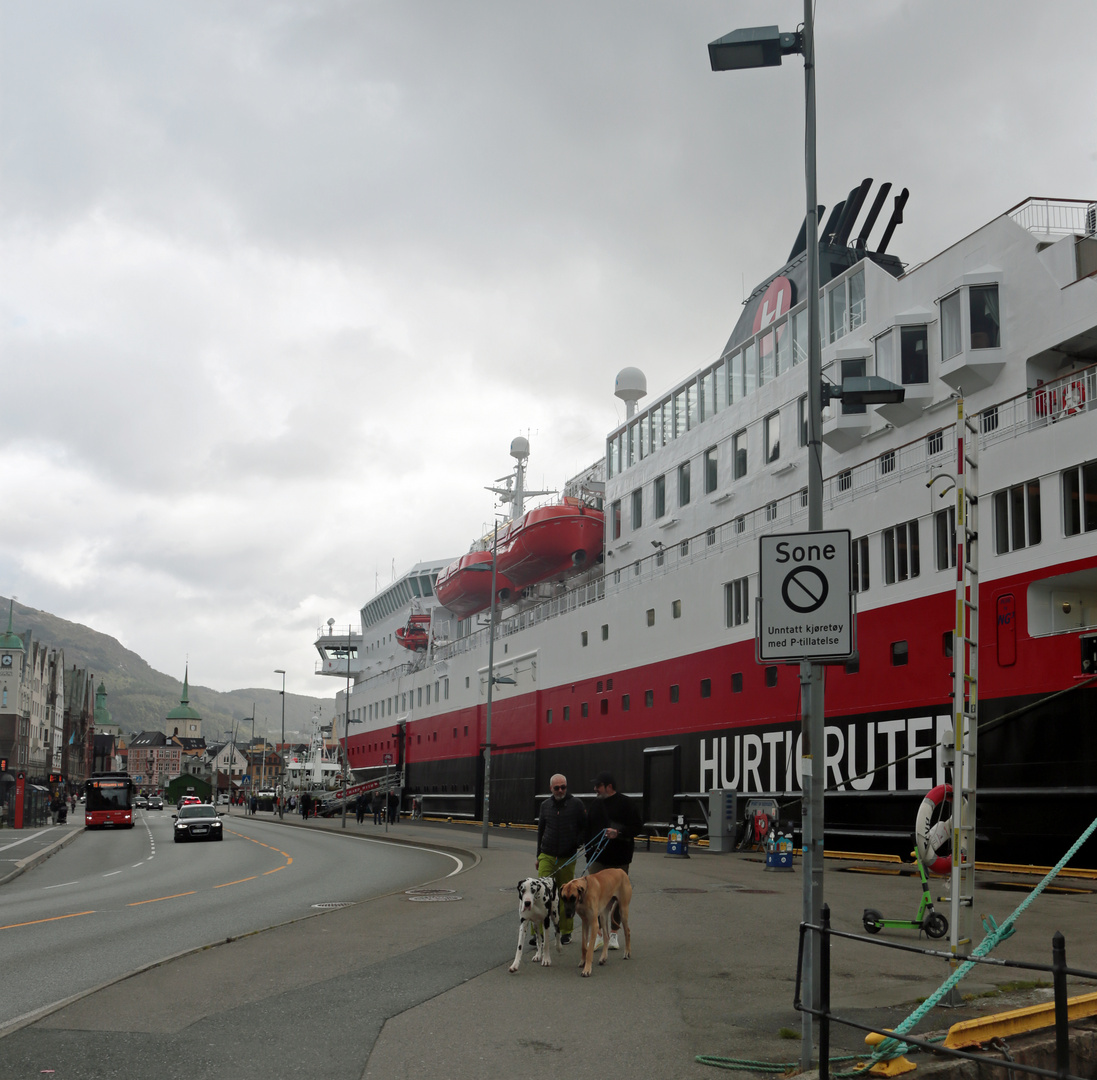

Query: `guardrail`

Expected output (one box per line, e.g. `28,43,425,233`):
796,906,1097,1080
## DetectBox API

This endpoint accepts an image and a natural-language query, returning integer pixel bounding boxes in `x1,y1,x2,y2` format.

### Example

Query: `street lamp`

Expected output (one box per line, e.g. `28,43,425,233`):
467,520,516,849
274,670,286,819
710,7,822,1069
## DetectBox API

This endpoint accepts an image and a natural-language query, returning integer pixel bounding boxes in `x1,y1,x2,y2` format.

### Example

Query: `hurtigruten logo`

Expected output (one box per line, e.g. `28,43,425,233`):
699,714,953,794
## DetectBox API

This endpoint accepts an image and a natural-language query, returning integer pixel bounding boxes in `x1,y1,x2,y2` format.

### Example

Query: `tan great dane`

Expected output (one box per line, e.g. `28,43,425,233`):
560,868,632,976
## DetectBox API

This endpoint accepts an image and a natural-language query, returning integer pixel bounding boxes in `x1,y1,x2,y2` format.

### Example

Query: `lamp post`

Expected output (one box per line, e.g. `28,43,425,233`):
341,623,352,829
274,670,286,819
709,9,822,1069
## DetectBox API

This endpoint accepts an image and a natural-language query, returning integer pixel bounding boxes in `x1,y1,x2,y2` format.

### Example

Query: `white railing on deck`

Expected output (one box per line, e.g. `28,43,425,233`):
1008,197,1096,237
980,362,1095,447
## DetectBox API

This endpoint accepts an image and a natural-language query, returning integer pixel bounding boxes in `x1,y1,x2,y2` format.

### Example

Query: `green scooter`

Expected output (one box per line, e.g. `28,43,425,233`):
862,854,949,939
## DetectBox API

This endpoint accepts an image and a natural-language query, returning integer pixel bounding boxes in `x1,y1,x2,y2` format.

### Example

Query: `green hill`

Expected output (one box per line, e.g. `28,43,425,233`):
3,596,328,743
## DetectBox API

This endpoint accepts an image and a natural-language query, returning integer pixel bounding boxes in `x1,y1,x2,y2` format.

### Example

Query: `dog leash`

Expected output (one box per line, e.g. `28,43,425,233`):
550,828,610,876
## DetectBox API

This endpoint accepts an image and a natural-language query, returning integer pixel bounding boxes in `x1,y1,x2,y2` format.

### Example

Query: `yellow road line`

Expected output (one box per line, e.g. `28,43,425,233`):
0,910,95,931
214,876,258,888
263,865,285,875
127,891,197,906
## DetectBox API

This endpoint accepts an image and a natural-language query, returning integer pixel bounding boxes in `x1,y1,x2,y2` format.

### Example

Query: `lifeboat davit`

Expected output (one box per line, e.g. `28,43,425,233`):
496,498,604,591
434,551,514,620
395,613,431,652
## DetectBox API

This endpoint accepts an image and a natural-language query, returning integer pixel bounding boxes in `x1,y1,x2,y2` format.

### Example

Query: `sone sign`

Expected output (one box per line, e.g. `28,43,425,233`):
758,530,853,661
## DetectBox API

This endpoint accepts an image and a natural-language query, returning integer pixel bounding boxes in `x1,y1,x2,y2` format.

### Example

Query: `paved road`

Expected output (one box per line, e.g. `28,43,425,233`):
2,816,1095,1080
0,809,460,1033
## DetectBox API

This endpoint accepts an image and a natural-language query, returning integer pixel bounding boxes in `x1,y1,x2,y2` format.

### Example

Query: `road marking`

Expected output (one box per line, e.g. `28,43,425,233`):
0,830,55,853
214,876,258,888
1,910,95,931
103,870,123,877
127,891,197,907
263,865,285,875
44,881,78,890
132,863,144,867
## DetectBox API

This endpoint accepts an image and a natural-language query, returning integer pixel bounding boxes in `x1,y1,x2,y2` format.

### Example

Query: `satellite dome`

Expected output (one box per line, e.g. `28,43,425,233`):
510,436,530,460
614,367,647,417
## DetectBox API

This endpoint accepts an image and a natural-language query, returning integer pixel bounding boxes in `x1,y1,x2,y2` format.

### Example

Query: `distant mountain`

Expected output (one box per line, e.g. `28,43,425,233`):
3,596,327,743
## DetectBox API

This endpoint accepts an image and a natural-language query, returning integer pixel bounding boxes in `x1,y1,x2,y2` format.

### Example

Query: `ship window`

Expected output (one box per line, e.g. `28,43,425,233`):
828,282,847,343
883,519,921,583
672,599,682,619
891,640,909,666
759,328,774,385
837,470,852,493
646,608,655,627
607,678,613,689
418,687,423,706
669,684,679,703
981,405,999,434
674,390,686,437
849,269,865,330
655,549,664,566
707,528,715,546
927,429,945,456
875,325,929,384
621,694,630,711
879,450,895,476
687,381,699,430
852,536,870,593
662,398,674,443
409,577,421,598
799,487,808,509
464,677,469,689
597,680,603,692
546,709,552,724
631,489,642,530
765,666,778,687
610,501,621,541
628,421,640,466
581,702,589,718
654,474,666,518
702,367,715,419
704,447,718,494
731,673,743,693
563,706,570,721
765,501,777,522
436,681,440,701
633,561,640,577
1063,462,1097,536
735,515,745,535
764,411,780,464
792,307,808,366
600,699,609,716
994,479,1041,554
602,624,609,641
700,678,711,699
715,360,726,410
581,631,588,647
678,461,691,506
970,284,1000,349
731,349,744,403
841,357,868,414
645,689,654,707
453,728,457,739
680,539,689,556
464,726,468,736
942,632,953,658
935,507,957,571
775,319,790,374
744,340,758,397
725,577,749,626
420,575,433,596
733,430,747,480
941,290,962,360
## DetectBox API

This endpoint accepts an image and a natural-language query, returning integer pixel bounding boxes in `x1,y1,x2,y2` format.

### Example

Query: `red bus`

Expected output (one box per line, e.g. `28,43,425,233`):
85,772,136,829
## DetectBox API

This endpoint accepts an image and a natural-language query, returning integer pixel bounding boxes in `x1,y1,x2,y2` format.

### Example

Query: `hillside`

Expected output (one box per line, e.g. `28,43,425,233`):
3,596,327,743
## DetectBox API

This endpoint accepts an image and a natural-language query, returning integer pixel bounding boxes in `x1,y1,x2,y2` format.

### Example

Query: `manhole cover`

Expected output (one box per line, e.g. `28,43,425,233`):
407,894,462,902
663,887,707,894
406,887,457,895
312,902,353,909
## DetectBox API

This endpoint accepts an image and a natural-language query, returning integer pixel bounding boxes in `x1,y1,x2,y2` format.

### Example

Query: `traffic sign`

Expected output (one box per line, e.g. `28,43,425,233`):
382,753,393,765
758,530,853,661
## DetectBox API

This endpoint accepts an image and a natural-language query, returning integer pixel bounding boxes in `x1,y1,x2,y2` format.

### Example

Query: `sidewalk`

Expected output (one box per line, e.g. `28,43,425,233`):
5,811,1097,1080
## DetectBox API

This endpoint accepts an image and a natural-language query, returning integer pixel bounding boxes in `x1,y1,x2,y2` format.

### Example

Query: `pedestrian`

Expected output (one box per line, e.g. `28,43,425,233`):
387,789,398,825
372,789,383,825
300,791,311,819
355,793,365,824
536,773,587,945
585,772,643,951
250,793,258,816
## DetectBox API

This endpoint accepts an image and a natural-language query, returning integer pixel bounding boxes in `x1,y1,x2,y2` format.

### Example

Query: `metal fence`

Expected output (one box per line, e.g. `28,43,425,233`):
796,906,1097,1080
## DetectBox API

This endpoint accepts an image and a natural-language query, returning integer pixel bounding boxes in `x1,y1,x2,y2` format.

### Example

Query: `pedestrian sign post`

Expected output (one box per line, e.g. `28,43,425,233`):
758,530,854,662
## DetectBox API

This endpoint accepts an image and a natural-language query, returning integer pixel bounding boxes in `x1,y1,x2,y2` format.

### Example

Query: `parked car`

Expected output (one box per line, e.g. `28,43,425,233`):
147,796,164,810
172,803,224,843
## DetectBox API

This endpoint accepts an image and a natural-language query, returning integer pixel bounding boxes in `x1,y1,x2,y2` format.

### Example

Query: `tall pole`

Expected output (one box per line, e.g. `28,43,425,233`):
481,520,499,849
250,703,255,811
275,670,286,819
801,1,826,1069
342,631,351,829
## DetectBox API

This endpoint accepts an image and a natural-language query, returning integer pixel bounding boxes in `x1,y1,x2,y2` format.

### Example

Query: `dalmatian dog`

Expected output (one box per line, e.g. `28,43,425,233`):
508,876,562,973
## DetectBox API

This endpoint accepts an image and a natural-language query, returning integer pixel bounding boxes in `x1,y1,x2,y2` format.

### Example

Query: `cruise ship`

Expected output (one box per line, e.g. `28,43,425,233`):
314,188,1097,862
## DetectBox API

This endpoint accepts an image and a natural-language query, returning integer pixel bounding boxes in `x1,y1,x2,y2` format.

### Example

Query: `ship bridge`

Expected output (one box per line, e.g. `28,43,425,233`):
314,623,364,678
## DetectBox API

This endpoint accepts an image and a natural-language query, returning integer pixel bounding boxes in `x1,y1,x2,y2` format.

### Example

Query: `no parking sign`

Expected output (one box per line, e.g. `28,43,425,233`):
758,530,854,662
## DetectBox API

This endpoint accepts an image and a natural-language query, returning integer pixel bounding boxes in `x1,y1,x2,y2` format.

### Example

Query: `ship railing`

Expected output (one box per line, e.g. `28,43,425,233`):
1008,196,1097,237
981,361,1096,447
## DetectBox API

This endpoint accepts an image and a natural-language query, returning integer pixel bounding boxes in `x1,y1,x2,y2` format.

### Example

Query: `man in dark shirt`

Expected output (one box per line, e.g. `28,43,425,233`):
586,771,643,950
536,773,587,945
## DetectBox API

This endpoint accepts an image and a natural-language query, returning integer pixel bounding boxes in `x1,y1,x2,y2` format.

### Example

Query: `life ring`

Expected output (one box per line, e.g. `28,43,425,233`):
915,784,953,875
754,812,770,844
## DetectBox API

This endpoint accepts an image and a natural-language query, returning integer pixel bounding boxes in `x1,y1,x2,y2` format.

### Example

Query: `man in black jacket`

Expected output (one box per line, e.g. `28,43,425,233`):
536,773,587,945
586,771,643,950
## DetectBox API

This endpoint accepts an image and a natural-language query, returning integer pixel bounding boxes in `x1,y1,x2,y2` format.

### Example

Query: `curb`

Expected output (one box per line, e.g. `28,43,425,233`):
0,827,83,888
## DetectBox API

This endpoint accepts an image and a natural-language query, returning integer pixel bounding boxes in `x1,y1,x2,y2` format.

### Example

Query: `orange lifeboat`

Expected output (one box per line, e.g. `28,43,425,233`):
435,551,514,620
395,613,431,652
496,498,604,591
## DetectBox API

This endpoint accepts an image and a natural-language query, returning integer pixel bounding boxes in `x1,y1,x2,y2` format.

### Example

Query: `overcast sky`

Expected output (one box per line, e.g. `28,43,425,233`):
1,1,1094,699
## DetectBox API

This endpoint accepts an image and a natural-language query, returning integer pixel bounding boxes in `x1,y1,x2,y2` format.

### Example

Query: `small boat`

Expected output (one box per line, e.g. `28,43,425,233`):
395,613,432,652
435,551,515,619
496,498,604,590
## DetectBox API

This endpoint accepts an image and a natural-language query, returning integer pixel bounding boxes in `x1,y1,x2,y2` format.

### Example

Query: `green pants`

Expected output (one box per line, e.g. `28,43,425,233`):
537,852,577,936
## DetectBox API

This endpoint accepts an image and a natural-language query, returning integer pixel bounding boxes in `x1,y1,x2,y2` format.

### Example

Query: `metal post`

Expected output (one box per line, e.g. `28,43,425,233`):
275,670,286,818
384,762,390,834
250,704,255,813
801,0,825,1067
481,519,499,849
342,635,351,829
1052,931,1069,1078
819,903,831,1080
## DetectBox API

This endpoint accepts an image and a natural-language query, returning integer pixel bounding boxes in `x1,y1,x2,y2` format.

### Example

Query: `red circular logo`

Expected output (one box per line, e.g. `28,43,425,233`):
753,275,792,334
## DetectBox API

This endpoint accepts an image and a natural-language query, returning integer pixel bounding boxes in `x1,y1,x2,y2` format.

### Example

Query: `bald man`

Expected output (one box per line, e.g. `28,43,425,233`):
535,773,588,944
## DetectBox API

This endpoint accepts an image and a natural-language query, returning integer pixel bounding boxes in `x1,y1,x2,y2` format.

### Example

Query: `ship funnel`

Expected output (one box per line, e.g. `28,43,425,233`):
614,367,647,419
